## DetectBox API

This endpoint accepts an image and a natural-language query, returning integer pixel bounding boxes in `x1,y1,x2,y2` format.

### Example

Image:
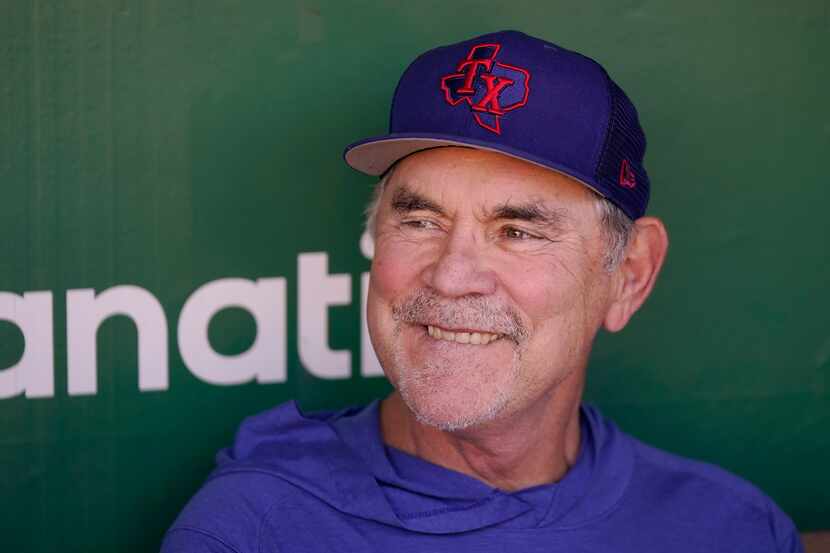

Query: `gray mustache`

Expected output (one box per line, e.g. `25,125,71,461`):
391,291,528,343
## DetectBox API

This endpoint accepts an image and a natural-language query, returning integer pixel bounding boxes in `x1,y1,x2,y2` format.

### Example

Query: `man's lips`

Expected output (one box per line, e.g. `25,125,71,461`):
424,324,503,345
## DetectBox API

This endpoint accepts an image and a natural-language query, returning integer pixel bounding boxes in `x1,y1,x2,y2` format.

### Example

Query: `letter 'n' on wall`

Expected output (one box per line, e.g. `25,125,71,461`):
66,286,169,396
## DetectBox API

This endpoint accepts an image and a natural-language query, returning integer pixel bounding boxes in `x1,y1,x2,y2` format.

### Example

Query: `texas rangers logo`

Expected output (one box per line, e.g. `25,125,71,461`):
440,43,531,135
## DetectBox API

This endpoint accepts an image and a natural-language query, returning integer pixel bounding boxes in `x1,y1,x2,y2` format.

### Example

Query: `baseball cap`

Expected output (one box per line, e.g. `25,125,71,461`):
343,30,650,220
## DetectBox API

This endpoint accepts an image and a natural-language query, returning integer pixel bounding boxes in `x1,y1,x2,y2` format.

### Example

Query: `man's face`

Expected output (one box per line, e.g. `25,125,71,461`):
367,147,615,431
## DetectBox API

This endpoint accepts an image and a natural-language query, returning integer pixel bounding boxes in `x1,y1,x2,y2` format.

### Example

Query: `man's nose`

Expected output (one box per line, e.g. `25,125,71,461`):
421,230,497,298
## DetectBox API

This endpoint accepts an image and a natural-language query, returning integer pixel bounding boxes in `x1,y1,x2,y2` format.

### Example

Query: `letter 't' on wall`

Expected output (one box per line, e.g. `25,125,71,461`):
0,291,54,399
297,253,351,379
178,278,286,385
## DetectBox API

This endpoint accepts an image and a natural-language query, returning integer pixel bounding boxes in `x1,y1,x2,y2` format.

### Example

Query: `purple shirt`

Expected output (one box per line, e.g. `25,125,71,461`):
162,401,802,552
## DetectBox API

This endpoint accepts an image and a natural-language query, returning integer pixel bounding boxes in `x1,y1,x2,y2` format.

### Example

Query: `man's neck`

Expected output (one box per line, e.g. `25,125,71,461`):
379,381,583,491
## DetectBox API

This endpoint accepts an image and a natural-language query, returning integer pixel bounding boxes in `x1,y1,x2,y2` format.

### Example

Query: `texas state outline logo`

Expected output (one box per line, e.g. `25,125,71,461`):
440,43,531,135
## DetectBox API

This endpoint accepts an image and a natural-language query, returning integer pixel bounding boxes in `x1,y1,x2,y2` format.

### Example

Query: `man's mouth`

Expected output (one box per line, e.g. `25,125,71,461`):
425,324,503,345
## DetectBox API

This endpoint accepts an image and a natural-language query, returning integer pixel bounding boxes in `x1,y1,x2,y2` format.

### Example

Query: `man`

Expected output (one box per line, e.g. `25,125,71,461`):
162,30,802,552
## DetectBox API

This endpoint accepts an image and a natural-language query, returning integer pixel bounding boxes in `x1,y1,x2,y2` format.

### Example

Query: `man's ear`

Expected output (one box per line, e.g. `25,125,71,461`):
603,216,669,333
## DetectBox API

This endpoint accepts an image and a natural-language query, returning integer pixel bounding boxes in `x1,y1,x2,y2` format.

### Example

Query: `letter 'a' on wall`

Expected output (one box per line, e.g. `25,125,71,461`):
178,278,287,385
66,286,169,395
0,291,54,399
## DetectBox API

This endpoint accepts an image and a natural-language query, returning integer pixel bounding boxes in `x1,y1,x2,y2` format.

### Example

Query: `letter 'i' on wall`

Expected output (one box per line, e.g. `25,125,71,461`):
178,278,287,385
0,291,54,399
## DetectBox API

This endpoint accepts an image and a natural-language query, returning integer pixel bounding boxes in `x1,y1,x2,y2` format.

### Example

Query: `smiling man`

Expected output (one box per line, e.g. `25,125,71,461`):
162,31,803,552
365,146,656,493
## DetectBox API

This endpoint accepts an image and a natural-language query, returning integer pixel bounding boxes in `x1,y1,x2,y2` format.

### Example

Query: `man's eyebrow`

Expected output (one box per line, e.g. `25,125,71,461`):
390,185,445,216
488,201,572,228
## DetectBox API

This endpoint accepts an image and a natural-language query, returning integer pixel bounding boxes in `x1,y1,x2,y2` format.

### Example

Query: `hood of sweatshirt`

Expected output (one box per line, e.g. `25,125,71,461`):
213,400,634,535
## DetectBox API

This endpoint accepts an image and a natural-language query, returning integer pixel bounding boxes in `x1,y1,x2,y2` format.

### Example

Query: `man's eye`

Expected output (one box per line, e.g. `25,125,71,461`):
401,219,439,230
502,227,539,240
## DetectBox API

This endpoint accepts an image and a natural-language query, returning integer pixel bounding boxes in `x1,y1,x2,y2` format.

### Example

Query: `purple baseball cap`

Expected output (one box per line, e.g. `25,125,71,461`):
343,30,650,220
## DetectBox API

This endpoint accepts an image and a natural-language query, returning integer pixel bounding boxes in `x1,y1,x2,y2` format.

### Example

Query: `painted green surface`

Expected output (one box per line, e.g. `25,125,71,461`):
1,1,828,550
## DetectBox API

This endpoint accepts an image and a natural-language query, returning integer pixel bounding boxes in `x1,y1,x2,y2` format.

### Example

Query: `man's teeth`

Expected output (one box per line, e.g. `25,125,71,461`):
426,325,501,345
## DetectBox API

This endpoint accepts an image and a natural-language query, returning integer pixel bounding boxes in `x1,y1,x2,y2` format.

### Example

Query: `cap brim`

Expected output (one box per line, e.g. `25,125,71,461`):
343,132,607,201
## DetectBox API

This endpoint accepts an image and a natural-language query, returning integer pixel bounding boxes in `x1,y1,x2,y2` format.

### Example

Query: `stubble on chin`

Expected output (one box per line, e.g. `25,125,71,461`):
385,290,528,432
398,353,522,432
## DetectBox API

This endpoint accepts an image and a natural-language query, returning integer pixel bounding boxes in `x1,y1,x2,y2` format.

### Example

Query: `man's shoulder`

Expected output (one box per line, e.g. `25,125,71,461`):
162,469,299,552
612,423,800,551
628,434,770,509
582,404,779,512
161,400,372,552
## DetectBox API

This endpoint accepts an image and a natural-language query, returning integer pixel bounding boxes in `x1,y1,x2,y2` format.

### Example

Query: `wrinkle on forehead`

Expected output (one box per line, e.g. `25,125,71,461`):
484,198,574,232
384,148,598,233
386,177,578,235
390,184,446,217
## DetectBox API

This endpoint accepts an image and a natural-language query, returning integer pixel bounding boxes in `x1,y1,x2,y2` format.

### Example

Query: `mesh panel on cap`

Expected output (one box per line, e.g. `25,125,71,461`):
594,77,650,219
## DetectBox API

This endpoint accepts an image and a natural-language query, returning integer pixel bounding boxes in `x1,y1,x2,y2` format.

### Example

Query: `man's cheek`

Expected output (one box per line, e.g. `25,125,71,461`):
372,249,422,297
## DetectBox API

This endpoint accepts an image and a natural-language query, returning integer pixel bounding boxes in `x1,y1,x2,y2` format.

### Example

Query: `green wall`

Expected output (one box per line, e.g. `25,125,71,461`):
1,1,827,551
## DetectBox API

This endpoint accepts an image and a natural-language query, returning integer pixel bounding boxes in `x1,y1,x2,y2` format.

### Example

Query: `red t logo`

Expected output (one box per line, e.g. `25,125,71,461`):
457,59,494,94
440,43,531,135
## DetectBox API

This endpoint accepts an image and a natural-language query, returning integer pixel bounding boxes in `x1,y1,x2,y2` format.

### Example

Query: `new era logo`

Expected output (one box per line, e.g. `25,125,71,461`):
619,159,637,189
440,43,531,135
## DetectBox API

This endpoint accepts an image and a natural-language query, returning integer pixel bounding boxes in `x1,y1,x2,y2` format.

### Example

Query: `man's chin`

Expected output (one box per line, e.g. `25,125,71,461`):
398,384,511,433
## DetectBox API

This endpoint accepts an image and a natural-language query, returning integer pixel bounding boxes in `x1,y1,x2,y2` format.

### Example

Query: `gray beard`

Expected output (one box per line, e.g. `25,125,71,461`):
388,289,528,431
396,355,522,432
